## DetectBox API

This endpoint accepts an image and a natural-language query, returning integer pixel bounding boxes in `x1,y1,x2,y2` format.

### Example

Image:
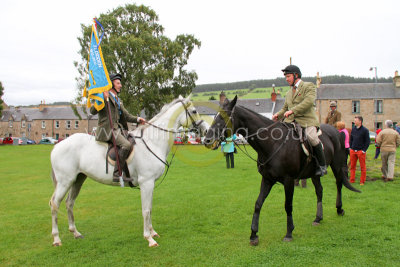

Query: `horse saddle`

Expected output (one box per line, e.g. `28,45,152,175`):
106,134,136,177
290,122,322,158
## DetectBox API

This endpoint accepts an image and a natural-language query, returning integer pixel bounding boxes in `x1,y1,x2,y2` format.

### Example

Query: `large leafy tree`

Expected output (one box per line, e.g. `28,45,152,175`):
75,4,201,118
0,81,4,116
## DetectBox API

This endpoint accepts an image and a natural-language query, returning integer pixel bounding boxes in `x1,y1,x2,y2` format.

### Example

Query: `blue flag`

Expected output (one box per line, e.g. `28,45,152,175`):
83,20,111,111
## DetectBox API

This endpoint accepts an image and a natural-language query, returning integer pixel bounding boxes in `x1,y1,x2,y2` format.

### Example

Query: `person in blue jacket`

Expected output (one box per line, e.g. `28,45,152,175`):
221,134,237,168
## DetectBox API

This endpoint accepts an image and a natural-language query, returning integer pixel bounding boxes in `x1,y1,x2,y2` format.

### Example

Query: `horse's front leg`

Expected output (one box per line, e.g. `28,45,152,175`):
250,177,273,246
140,179,159,247
311,176,323,225
283,177,295,241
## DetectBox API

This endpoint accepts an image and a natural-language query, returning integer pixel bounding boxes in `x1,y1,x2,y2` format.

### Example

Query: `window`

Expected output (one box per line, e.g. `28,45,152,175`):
21,120,26,128
374,100,383,114
375,122,383,131
66,120,71,129
352,122,355,128
75,120,79,129
9,120,12,128
42,121,46,129
55,133,59,140
42,134,46,139
393,122,398,128
66,134,70,138
352,101,360,114
55,121,60,129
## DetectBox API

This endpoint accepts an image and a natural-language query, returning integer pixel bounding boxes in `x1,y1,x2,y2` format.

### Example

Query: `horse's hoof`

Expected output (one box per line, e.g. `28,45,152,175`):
250,238,259,246
283,237,293,242
312,221,321,226
52,242,62,247
75,235,84,239
337,210,345,216
152,233,160,238
149,242,159,248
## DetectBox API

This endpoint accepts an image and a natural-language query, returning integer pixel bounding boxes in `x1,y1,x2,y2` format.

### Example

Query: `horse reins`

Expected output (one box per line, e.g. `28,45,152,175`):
221,106,292,166
131,100,204,189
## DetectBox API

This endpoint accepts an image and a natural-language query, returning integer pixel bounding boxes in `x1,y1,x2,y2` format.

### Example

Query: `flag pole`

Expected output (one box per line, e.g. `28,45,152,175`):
104,93,124,187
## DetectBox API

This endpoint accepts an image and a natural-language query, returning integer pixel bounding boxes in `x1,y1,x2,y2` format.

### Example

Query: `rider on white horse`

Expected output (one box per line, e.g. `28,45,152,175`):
90,73,146,182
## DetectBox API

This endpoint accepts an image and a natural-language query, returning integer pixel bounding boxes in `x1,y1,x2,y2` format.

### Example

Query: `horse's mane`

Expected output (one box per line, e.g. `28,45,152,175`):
149,98,184,123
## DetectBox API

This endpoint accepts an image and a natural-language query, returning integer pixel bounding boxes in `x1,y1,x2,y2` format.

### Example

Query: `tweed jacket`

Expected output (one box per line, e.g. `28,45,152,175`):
90,95,138,142
276,81,319,127
376,128,400,152
325,110,341,126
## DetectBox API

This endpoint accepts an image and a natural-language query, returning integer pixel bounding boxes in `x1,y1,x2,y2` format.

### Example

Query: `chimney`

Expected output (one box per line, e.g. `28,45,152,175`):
393,70,400,88
316,72,322,88
39,100,46,112
271,84,277,102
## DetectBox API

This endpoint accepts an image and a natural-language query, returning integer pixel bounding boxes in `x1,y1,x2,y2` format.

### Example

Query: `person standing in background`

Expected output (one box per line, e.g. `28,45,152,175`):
374,128,382,159
349,116,370,185
221,134,237,168
376,120,400,182
336,121,350,163
325,101,341,127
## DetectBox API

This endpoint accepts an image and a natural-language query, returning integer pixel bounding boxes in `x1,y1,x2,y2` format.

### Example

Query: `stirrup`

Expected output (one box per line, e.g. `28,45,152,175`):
315,166,327,177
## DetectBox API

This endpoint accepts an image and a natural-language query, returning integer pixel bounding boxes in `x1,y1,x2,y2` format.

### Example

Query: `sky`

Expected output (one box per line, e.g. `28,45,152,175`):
1,0,399,106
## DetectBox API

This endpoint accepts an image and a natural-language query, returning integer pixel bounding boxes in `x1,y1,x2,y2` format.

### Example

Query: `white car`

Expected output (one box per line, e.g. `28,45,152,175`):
39,137,58,144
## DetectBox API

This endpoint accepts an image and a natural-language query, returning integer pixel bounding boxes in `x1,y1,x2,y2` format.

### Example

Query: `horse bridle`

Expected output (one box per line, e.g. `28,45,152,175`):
216,105,292,166
144,100,204,134
130,100,204,189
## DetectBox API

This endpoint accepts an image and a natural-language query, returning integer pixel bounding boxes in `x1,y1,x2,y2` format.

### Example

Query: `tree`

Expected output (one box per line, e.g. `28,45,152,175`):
0,81,4,116
208,95,216,100
75,4,201,118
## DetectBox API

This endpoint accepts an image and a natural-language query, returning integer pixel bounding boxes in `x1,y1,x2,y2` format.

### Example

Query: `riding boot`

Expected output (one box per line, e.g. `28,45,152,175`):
313,142,327,177
113,148,133,182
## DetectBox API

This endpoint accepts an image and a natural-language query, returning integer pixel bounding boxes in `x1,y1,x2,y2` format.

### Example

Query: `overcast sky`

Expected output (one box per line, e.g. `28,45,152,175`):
1,0,399,106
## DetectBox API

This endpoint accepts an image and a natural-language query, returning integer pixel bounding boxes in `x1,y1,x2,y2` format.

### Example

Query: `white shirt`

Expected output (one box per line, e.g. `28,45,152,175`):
294,79,302,89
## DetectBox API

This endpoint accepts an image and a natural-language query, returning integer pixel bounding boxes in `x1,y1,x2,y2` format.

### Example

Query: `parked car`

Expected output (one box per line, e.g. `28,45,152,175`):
20,137,36,144
174,137,183,145
39,137,58,144
187,138,199,145
2,137,14,144
2,137,22,145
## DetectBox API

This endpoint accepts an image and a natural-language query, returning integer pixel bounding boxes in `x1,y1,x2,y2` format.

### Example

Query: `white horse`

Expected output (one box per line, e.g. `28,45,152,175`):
50,95,208,247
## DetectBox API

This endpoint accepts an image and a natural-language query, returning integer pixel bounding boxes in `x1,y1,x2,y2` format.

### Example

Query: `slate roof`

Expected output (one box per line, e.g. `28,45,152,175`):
317,83,400,100
0,106,98,122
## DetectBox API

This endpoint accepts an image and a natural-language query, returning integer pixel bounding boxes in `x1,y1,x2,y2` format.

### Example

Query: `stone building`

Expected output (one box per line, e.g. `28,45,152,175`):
316,71,400,131
0,102,98,143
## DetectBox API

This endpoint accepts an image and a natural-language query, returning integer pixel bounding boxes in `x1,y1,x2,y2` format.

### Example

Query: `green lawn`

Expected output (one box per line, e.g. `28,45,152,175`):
0,144,399,266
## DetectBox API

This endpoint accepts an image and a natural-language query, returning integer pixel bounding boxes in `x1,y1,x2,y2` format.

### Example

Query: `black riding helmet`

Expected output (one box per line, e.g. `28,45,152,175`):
281,65,302,78
109,73,122,82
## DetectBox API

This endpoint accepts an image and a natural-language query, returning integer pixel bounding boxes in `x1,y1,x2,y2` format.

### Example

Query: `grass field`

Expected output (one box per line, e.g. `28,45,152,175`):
192,87,290,101
0,144,399,266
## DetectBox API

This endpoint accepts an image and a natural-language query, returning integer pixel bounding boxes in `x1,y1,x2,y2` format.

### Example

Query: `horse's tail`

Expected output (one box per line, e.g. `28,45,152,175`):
338,132,361,193
342,171,361,193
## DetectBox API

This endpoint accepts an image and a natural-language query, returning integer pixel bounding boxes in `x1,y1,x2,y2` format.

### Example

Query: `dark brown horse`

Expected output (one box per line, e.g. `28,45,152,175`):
204,96,360,245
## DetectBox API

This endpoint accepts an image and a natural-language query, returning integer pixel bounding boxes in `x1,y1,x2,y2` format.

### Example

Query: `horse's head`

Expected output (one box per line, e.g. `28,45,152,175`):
204,95,238,150
178,95,209,137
